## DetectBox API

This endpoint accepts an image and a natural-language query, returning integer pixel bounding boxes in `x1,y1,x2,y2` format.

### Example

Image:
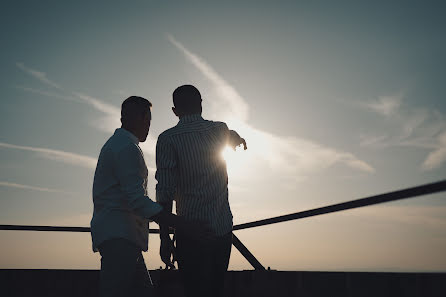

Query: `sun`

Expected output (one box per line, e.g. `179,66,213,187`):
221,145,248,177
221,146,233,162
219,117,274,177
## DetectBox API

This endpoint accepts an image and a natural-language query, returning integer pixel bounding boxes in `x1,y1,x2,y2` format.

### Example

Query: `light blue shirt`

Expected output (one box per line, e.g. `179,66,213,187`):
91,128,163,252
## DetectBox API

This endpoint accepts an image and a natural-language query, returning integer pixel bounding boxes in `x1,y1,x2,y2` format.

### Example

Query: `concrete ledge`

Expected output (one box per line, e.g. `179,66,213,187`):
1,269,445,297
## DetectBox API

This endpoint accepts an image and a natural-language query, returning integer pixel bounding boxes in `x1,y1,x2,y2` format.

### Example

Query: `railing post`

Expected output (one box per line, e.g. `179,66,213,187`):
232,233,265,270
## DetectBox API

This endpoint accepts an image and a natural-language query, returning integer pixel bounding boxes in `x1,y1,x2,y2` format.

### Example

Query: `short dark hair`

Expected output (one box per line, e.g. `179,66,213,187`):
121,96,152,120
173,85,202,113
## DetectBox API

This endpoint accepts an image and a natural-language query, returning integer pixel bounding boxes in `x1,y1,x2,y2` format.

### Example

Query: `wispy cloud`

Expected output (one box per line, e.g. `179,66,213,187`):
422,131,446,170
361,94,403,116
0,142,97,169
167,34,250,122
16,62,62,90
15,60,163,159
15,86,78,102
73,92,123,134
16,63,121,131
73,92,157,155
74,92,120,116
0,181,74,195
19,86,157,159
16,75,158,157
168,35,374,176
359,108,438,149
358,94,446,170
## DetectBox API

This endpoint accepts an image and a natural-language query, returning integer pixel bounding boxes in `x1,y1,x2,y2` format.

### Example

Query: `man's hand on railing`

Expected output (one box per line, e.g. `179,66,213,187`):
160,234,176,269
152,210,214,269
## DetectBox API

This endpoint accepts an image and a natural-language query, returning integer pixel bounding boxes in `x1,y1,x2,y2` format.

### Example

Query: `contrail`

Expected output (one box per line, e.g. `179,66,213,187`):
0,181,75,195
16,62,63,90
0,142,97,169
167,34,250,122
167,34,374,174
74,92,120,116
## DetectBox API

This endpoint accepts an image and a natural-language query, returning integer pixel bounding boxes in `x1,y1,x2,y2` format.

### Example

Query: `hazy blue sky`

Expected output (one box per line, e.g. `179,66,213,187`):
1,0,445,271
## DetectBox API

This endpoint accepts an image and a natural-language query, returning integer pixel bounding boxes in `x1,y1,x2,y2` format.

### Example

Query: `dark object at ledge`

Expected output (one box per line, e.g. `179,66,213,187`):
0,269,445,297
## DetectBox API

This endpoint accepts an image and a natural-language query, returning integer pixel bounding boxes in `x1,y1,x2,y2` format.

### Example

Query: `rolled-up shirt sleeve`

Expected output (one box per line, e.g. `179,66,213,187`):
219,122,241,147
114,144,162,219
155,135,177,203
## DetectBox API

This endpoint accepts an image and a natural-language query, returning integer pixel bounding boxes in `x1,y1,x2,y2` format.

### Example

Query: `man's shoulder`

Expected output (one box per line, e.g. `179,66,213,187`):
157,126,179,142
101,132,138,155
160,120,227,137
210,120,228,128
198,118,226,126
201,120,228,133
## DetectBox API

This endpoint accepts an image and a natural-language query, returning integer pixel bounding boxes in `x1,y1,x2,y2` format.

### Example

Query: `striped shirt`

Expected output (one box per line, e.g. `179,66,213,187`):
155,114,234,236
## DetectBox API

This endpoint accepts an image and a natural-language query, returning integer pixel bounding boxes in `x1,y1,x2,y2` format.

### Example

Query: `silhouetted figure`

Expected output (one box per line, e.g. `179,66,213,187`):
156,85,247,297
91,96,209,297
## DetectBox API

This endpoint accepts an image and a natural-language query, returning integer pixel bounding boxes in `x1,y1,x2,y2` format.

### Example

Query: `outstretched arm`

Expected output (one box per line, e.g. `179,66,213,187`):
228,129,247,150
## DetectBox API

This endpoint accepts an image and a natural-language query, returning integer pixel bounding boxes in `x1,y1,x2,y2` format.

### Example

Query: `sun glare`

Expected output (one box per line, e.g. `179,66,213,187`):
221,145,247,176
219,117,275,177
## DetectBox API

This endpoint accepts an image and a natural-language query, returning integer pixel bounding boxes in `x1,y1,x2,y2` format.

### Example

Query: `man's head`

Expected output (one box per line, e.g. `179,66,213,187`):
120,96,152,142
172,85,202,118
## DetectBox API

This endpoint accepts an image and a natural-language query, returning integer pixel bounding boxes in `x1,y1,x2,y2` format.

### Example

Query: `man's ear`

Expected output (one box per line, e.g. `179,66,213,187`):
172,107,180,117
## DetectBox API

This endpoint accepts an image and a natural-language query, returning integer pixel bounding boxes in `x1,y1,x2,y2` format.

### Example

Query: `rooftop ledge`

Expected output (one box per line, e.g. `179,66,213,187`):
1,269,445,297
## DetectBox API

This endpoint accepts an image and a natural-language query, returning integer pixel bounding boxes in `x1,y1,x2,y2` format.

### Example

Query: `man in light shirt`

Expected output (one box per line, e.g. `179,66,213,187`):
91,96,208,297
156,85,247,297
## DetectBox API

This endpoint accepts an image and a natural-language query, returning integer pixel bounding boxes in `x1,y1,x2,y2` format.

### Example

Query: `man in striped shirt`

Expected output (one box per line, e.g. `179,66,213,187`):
156,85,247,297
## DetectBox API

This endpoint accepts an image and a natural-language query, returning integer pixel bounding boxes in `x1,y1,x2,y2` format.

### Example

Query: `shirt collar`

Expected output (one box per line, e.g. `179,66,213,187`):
179,113,204,124
115,128,139,144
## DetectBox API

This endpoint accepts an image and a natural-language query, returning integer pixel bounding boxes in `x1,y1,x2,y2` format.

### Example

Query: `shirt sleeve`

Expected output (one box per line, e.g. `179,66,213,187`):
220,122,242,147
155,135,178,203
114,144,163,219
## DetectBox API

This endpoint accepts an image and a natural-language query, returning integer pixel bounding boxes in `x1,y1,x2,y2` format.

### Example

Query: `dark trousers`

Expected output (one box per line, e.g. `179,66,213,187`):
175,231,232,297
98,238,157,297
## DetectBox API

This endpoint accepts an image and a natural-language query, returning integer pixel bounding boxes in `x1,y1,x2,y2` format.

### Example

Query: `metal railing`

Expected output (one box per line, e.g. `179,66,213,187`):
1,180,446,270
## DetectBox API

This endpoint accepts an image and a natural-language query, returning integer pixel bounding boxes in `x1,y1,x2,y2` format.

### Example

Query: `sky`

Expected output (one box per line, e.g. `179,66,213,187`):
1,0,445,272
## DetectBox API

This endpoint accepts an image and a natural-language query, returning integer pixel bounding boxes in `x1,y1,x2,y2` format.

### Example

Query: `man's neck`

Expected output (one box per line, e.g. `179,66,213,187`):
178,112,202,119
178,114,203,123
120,126,139,143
